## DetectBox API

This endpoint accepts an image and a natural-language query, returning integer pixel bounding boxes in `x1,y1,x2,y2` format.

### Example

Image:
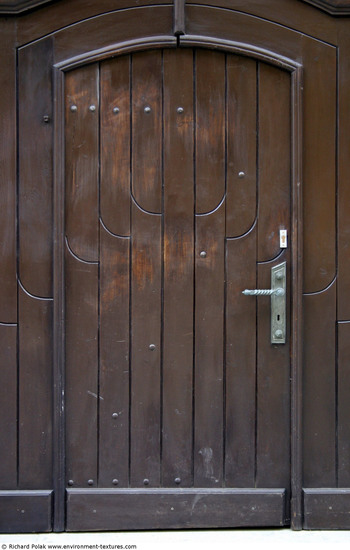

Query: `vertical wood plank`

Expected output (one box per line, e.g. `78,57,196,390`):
18,287,53,489
338,322,350,487
162,49,194,487
99,226,130,488
132,51,162,214
18,38,53,299
337,28,350,320
195,49,225,215
258,63,290,263
100,56,131,237
256,252,291,489
65,64,99,262
225,228,257,487
303,284,337,487
194,206,225,487
65,245,99,487
226,55,257,238
302,39,336,294
130,204,162,487
0,325,17,488
0,19,16,322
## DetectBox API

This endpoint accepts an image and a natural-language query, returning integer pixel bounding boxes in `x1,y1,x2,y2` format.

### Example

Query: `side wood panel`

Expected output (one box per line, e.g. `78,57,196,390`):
18,38,53,299
337,322,350,487
303,283,337,487
0,19,16,323
66,488,286,531
194,205,225,487
162,49,194,487
226,55,257,239
99,226,130,488
132,50,162,214
65,246,99,488
304,489,350,530
100,56,131,237
258,63,290,263
225,229,257,487
18,287,53,489
0,326,17,488
65,64,99,263
130,203,162,487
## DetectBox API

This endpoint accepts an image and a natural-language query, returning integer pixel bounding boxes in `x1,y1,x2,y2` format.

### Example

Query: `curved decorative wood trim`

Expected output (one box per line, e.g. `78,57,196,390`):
0,0,56,14
300,0,350,14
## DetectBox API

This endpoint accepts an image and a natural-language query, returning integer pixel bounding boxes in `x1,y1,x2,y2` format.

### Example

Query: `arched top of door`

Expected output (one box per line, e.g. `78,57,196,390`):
1,0,350,14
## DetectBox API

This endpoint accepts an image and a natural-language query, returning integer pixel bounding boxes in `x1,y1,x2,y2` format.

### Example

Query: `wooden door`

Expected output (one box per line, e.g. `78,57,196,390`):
63,48,291,531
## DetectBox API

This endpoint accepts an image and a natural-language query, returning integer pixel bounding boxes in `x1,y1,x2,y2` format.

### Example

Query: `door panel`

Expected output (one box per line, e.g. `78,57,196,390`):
64,48,292,529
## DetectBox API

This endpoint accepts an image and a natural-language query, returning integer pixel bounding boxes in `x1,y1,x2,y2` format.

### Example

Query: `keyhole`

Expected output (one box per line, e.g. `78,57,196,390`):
277,315,280,321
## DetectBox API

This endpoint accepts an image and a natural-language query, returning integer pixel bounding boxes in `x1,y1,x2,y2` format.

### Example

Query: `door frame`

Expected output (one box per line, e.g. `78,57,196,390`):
53,36,303,531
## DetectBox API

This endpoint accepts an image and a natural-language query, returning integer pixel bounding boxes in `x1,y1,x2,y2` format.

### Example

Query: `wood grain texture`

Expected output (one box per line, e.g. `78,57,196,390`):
130,203,162,487
65,64,99,263
256,252,290,490
65,244,98,488
195,49,225,215
0,326,17,489
301,38,336,293
132,50,162,214
18,38,53,299
66,488,287,531
303,283,337,487
0,19,16,322
53,7,174,65
0,491,53,533
194,204,225,487
100,56,130,237
18,286,53,490
226,55,257,238
303,489,350,530
337,26,350,320
258,63,290,263
99,226,130,488
337,322,350,487
225,228,257,487
162,49,194,487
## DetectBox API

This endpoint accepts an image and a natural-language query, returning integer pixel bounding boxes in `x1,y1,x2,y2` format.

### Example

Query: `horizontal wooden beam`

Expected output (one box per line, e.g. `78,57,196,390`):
0,491,53,533
304,489,350,528
0,0,56,14
67,488,287,531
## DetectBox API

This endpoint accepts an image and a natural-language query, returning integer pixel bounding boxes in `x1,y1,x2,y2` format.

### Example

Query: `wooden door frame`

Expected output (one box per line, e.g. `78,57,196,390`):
53,37,303,532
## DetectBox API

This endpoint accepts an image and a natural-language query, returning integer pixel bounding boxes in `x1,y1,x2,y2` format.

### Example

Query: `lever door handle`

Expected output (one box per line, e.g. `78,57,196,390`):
242,288,285,296
242,261,287,344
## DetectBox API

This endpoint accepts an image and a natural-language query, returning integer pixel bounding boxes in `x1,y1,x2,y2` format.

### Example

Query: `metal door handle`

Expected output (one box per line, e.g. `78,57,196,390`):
242,261,286,344
242,288,285,296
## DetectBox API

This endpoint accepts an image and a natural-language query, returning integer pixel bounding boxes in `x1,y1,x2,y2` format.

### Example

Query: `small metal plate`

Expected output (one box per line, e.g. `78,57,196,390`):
271,262,286,344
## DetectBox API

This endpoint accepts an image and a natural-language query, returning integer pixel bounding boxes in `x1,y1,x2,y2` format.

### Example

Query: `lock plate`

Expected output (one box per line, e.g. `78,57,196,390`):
271,262,286,344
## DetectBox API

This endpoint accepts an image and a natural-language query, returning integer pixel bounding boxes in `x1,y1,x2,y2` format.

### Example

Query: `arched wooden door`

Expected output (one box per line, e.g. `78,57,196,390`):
63,47,292,530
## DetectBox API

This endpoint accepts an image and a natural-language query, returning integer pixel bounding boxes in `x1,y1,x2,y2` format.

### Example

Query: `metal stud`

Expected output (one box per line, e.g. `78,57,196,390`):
68,480,74,486
43,115,50,123
113,107,120,114
88,479,94,486
144,106,151,114
238,171,245,178
70,105,78,112
177,107,184,114
200,251,207,258
112,479,119,486
149,344,156,351
174,477,181,485
143,478,150,486
89,105,96,112
112,412,118,419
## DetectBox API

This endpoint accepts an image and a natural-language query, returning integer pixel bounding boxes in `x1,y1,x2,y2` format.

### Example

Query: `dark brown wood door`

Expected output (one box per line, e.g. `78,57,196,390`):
63,48,291,531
